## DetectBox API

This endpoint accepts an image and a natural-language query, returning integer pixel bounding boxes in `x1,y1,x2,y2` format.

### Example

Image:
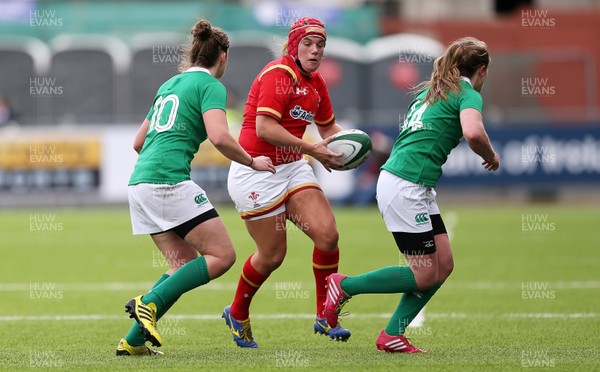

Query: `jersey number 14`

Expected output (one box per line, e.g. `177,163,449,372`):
401,99,429,133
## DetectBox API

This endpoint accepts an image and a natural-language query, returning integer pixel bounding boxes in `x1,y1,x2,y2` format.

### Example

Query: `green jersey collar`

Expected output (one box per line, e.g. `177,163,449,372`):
185,67,211,75
460,76,473,87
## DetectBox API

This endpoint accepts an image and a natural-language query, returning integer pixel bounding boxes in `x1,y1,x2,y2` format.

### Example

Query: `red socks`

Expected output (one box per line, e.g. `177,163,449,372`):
312,247,339,316
230,255,268,320
230,248,340,320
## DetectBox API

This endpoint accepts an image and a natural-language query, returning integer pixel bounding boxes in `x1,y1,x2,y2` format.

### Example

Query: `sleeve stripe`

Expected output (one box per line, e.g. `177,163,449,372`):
257,107,282,119
314,114,335,126
258,64,298,85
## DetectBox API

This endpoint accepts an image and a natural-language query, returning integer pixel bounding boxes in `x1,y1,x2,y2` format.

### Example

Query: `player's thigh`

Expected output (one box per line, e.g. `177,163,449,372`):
286,188,339,250
428,192,454,281
393,230,439,290
406,251,438,290
434,233,453,282
245,213,288,274
227,161,289,220
151,231,198,274
184,216,234,259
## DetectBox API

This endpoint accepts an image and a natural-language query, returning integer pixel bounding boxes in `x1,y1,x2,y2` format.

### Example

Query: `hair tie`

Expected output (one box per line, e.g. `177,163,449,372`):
460,43,465,51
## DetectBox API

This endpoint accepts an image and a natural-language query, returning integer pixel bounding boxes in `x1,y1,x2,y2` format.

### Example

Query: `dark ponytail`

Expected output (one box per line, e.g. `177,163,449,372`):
179,19,229,72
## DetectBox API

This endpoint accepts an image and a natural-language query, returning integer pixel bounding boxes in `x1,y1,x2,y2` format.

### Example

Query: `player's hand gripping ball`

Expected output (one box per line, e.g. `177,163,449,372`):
327,129,372,170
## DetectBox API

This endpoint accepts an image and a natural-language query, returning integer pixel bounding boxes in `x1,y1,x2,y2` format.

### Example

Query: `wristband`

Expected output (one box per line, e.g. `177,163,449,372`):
248,157,254,167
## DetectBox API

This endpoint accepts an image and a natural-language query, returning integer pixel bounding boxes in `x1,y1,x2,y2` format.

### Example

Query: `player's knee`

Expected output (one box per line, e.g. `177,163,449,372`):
315,228,339,251
438,258,454,284
414,270,439,291
254,248,286,273
264,252,286,271
170,252,197,270
222,248,236,270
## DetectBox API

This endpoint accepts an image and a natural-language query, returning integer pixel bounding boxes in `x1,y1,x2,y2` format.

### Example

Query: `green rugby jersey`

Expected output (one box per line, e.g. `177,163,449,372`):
382,79,483,187
129,68,227,185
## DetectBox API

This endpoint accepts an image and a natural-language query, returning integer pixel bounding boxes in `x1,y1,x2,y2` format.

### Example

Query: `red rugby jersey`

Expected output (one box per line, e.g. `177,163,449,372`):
238,55,335,165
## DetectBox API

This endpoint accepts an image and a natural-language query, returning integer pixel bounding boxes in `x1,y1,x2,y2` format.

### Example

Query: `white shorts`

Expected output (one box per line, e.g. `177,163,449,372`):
128,180,215,235
376,170,440,233
227,159,321,220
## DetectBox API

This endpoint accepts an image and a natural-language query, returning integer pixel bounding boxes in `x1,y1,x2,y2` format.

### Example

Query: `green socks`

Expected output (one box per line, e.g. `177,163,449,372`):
125,256,210,346
385,283,441,336
340,266,418,296
339,266,441,337
141,256,210,310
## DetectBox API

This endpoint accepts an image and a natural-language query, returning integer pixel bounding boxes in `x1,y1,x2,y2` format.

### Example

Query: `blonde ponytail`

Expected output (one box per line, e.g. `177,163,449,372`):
413,37,489,104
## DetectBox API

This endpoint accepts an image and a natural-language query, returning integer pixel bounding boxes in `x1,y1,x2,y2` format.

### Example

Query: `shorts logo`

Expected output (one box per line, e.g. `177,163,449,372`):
424,240,434,248
194,193,208,206
415,213,429,225
249,191,260,208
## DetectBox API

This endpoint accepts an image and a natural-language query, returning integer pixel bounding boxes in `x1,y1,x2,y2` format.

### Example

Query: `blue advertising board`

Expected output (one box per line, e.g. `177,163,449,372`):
367,126,600,187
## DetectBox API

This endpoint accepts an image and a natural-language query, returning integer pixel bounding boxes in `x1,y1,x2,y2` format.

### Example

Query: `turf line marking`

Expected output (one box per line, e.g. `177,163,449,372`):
1,281,598,292
0,312,595,322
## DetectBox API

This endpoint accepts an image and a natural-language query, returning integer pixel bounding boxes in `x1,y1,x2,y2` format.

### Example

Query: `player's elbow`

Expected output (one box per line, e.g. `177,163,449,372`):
208,132,228,149
255,116,276,142
133,142,143,154
463,130,485,147
255,124,270,141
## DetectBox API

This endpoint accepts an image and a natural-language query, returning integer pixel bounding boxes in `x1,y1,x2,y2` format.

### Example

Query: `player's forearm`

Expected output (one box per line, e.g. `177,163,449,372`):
133,119,150,153
317,123,343,139
256,117,313,154
211,133,253,166
465,132,495,162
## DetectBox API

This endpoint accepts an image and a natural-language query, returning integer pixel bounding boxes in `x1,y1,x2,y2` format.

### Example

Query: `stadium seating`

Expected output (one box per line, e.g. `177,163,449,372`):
363,34,444,126
130,32,187,121
49,34,129,124
0,32,446,127
0,32,593,127
0,36,50,124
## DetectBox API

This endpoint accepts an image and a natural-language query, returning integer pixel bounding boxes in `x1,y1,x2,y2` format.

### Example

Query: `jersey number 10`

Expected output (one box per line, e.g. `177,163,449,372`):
149,94,180,133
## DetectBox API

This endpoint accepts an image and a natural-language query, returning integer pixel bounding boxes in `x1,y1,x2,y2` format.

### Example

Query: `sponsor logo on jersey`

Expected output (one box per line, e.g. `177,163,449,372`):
295,87,308,95
289,105,315,123
415,213,429,225
249,191,260,208
195,193,208,206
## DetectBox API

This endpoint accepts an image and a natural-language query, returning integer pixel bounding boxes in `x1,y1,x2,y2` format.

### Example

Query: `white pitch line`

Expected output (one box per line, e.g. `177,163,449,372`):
1,281,599,292
444,281,600,290
0,282,237,292
0,312,595,322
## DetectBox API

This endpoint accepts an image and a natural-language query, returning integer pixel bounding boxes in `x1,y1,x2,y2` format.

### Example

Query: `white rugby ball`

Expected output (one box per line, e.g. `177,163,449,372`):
327,129,372,170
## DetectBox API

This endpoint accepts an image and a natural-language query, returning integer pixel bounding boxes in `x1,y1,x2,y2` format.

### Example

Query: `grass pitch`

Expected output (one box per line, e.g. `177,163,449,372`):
0,204,598,371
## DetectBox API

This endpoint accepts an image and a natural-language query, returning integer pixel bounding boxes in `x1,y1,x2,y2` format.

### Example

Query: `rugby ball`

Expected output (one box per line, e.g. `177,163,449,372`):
327,129,372,170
